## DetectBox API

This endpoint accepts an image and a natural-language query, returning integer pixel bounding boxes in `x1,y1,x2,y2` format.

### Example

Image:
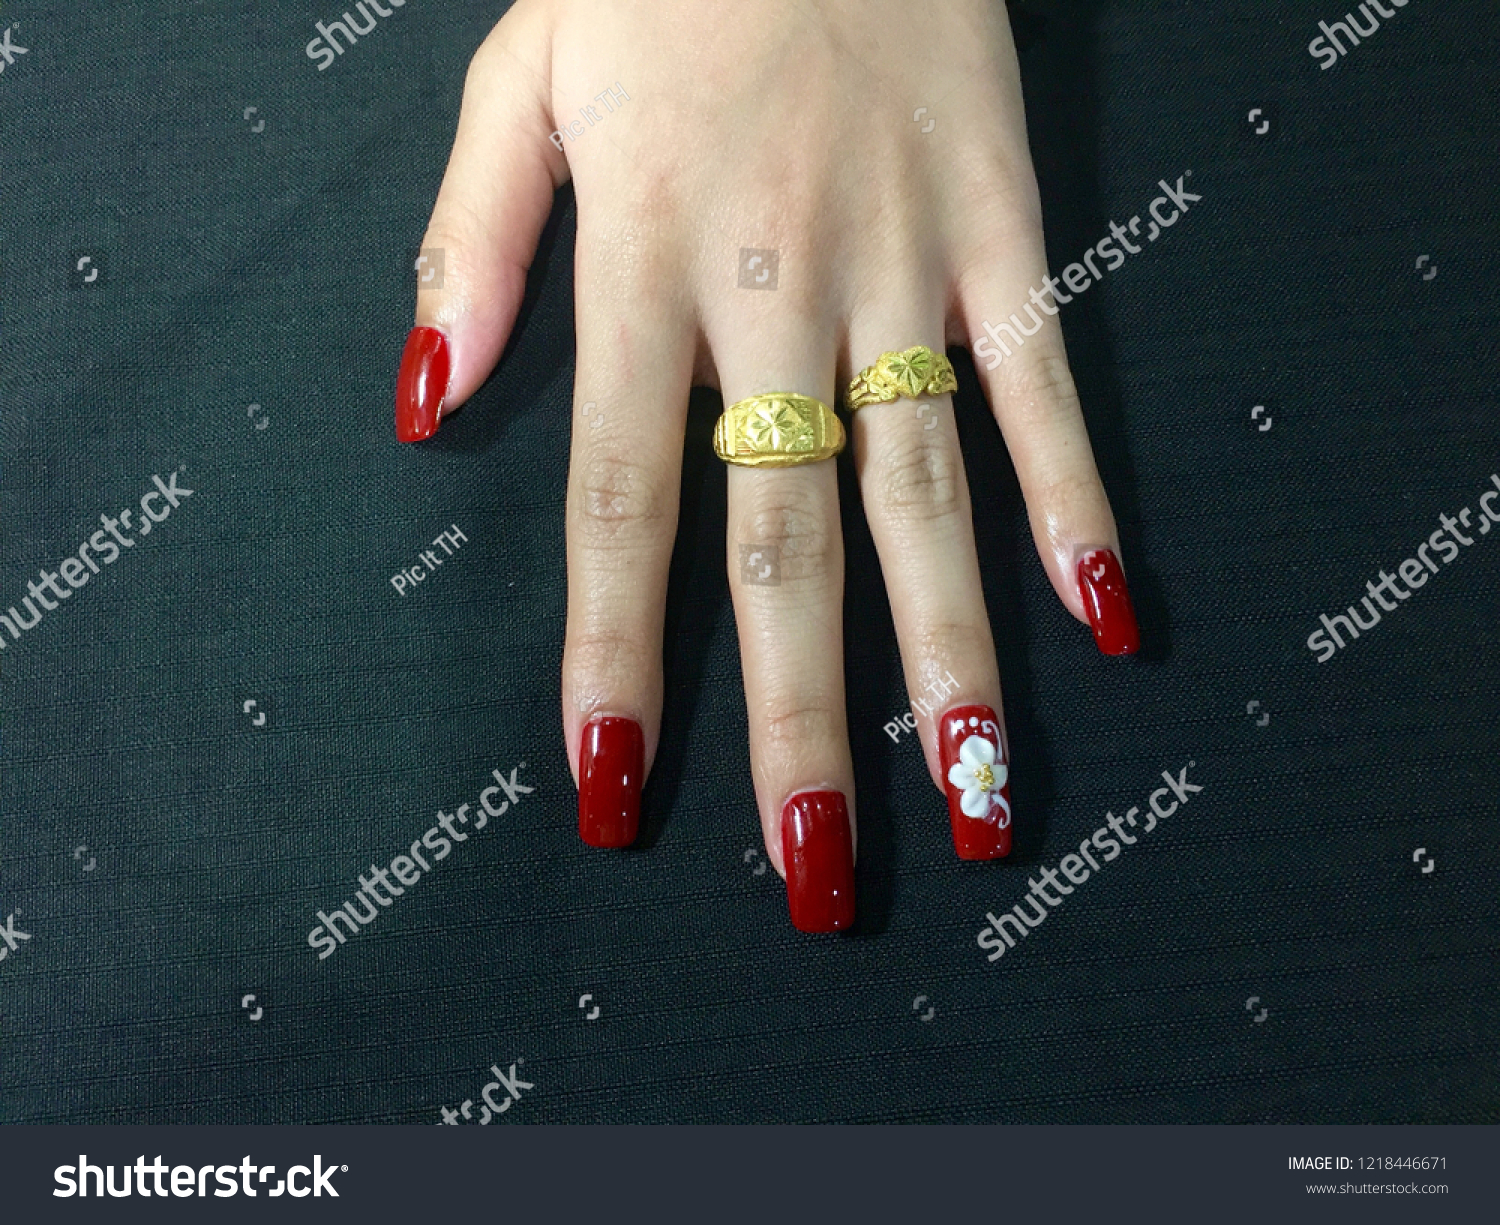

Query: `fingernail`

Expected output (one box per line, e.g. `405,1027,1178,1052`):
578,716,643,848
780,790,855,933
395,326,450,442
1077,548,1140,655
938,705,1012,860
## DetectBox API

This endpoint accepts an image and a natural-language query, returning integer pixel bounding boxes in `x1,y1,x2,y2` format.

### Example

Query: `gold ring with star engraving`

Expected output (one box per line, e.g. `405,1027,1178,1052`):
845,345,958,410
713,392,846,468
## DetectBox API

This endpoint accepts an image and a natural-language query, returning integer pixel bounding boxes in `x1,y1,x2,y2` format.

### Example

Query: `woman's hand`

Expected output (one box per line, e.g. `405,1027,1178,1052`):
394,0,1140,931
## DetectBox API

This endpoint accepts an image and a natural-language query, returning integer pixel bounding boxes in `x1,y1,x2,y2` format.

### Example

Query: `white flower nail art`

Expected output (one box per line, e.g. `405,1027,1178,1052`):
946,734,1010,824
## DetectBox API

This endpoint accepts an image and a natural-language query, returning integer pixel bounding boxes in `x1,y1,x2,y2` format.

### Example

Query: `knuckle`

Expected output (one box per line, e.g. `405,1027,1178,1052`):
468,7,530,80
737,485,837,583
952,161,1043,259
464,33,513,97
576,224,681,304
908,619,993,667
571,452,671,547
622,166,682,229
1004,350,1083,424
566,629,653,687
979,146,1044,224
465,38,497,83
423,196,510,284
758,699,843,758
866,427,966,524
1030,467,1106,523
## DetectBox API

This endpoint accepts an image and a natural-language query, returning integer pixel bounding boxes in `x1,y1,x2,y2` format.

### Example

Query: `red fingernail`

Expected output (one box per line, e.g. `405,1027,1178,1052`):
395,326,450,442
578,717,643,848
780,790,854,933
1077,548,1140,655
938,705,1012,860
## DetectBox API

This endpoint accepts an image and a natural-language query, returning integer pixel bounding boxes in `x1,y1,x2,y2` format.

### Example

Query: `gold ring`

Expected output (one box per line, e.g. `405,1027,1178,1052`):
845,345,957,410
713,392,846,468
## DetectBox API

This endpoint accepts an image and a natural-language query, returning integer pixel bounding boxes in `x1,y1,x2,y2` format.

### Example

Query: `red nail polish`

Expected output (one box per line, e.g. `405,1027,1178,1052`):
938,705,1011,860
578,717,643,848
780,791,855,932
395,326,450,442
1077,548,1140,655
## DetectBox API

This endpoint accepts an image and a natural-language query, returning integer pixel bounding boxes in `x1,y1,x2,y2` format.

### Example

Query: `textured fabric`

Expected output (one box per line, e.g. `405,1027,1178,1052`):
1,0,1496,1124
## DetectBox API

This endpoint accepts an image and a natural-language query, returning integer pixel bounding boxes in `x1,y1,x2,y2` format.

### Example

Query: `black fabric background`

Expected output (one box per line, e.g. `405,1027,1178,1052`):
1,0,1496,1124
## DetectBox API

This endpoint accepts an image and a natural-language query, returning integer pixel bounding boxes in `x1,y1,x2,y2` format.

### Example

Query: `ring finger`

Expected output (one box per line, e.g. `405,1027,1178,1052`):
716,327,857,934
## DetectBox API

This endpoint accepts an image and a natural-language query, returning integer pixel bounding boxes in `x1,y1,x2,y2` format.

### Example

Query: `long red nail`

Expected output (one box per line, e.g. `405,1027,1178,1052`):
939,705,1012,860
1077,548,1140,655
578,717,643,848
395,326,450,442
780,791,854,932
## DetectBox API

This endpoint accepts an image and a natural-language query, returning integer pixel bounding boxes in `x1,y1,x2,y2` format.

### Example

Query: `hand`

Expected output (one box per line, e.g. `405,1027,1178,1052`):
394,0,1141,931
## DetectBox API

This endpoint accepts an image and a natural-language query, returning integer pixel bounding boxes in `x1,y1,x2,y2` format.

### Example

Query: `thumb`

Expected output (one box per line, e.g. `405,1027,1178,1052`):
396,7,568,442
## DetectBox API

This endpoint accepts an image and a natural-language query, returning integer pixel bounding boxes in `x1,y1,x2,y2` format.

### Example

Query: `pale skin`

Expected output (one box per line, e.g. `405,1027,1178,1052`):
411,0,1126,880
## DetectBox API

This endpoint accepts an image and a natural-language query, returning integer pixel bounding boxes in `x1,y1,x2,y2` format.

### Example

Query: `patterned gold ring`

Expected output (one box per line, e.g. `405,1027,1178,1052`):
845,345,958,410
713,392,846,468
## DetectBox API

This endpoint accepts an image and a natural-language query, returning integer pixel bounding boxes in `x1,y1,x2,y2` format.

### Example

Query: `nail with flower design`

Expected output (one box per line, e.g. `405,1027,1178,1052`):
949,737,1007,818
938,704,1012,860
